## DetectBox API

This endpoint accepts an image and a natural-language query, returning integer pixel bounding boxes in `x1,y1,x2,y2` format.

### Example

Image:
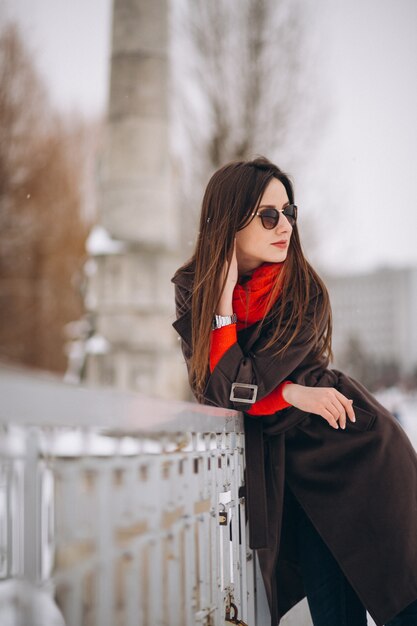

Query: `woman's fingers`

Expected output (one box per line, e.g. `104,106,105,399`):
328,398,347,429
323,392,357,430
335,390,356,422
221,238,238,290
230,237,238,282
322,407,340,429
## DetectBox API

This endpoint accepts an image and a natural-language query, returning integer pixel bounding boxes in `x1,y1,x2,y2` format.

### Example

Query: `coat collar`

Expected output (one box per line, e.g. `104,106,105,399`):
171,260,319,351
171,259,195,290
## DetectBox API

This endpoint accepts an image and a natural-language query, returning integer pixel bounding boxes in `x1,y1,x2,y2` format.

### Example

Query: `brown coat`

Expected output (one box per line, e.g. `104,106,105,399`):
171,265,417,626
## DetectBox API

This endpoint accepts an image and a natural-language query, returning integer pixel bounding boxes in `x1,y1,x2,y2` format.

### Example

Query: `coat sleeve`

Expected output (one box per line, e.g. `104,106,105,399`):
172,280,328,413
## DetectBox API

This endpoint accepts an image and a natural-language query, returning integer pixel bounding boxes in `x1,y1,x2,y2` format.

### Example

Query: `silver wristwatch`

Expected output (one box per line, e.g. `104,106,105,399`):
212,313,237,330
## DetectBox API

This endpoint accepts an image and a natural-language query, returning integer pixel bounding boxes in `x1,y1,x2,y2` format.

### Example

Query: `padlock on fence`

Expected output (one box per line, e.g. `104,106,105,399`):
218,502,228,526
225,600,249,625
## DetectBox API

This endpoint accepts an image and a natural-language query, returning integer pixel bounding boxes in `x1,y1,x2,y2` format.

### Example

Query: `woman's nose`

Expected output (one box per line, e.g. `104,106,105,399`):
275,212,292,233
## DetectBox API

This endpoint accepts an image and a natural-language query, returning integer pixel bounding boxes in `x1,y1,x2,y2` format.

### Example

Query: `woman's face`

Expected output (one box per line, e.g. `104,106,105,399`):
235,177,293,276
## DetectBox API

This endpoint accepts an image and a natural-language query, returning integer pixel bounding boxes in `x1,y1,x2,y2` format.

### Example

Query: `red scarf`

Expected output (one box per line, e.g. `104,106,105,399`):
233,262,284,330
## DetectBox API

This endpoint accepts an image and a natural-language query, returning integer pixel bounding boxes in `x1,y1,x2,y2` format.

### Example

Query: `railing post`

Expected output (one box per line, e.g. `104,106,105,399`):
23,427,41,584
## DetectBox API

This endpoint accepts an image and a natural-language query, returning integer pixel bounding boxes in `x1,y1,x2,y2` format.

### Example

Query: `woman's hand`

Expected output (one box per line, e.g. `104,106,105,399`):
221,237,238,291
283,383,356,430
217,238,238,314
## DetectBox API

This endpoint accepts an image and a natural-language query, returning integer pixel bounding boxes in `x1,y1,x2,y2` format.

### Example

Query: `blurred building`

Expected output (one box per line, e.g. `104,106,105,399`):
323,265,417,375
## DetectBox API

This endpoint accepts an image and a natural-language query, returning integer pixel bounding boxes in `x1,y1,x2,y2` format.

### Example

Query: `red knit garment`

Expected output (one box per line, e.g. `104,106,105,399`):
233,261,283,328
210,261,293,415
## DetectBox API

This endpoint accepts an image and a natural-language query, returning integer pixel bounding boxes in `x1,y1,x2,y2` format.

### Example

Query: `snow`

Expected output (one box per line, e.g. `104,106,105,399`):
0,580,65,626
85,333,110,355
374,387,417,445
85,225,127,256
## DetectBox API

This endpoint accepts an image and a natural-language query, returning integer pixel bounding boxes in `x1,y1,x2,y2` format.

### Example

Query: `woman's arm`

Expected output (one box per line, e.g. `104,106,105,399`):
172,265,324,404
173,277,324,409
209,323,355,426
210,325,293,414
173,281,355,428
209,322,355,426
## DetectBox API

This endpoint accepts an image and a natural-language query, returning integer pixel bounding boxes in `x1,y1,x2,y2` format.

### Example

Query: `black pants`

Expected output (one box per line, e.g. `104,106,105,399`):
290,487,417,626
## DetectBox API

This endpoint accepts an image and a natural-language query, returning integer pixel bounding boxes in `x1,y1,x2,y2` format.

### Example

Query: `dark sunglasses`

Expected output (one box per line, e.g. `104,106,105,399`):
252,204,298,229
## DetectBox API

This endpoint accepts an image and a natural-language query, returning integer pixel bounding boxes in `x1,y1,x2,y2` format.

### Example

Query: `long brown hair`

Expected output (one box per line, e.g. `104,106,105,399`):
176,156,333,399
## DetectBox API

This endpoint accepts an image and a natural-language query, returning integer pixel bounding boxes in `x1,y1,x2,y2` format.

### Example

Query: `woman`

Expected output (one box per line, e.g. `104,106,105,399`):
171,156,417,626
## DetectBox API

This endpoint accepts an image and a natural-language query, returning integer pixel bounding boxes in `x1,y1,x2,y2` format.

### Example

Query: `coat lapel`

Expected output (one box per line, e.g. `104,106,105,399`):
172,310,192,347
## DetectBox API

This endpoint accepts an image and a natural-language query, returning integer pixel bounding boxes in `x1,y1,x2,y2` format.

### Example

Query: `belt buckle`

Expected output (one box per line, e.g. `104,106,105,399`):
229,382,258,404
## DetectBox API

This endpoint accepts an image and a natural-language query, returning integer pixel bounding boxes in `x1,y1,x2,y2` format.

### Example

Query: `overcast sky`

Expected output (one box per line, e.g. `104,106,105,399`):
1,0,416,275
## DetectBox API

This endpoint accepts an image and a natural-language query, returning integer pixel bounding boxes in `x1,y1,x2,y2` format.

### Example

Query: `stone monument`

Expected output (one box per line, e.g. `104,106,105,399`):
84,0,188,401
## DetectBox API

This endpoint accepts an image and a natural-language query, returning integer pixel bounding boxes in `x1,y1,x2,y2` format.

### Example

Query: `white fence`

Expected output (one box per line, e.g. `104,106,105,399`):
0,365,270,626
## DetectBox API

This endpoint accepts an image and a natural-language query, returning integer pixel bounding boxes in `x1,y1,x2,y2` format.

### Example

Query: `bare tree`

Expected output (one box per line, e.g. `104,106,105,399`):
0,23,99,373
171,0,321,248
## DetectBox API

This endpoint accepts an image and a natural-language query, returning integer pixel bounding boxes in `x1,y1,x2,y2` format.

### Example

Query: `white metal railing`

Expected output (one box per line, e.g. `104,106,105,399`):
0,364,270,626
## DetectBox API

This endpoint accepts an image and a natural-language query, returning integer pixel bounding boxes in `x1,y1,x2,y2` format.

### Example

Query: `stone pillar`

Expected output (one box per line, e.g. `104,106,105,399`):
100,0,177,247
84,0,187,401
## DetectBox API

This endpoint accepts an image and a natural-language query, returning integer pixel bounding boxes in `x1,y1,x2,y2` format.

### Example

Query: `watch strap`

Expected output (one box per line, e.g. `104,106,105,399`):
212,313,237,330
